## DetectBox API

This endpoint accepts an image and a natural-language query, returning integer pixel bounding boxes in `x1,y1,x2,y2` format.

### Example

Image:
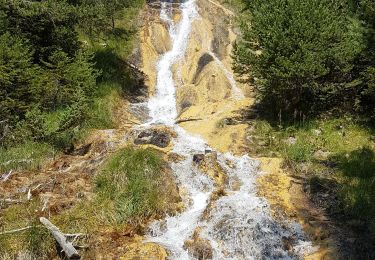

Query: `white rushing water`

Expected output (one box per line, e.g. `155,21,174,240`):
147,1,198,125
145,1,316,259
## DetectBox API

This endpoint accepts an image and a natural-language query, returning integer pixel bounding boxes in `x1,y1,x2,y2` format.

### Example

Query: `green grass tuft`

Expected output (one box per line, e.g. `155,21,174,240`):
95,147,166,224
285,141,314,163
0,141,55,173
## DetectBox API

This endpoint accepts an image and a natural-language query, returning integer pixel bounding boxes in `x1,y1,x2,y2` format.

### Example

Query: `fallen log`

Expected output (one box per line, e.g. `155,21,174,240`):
40,217,80,259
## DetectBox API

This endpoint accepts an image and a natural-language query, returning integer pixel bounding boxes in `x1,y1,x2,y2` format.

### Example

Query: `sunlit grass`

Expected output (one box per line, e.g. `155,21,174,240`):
0,201,54,259
0,141,55,173
251,117,375,238
95,147,167,224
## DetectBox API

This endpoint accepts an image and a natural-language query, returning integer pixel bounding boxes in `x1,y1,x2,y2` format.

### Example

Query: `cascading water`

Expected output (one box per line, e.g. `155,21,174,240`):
144,0,316,259
147,1,198,125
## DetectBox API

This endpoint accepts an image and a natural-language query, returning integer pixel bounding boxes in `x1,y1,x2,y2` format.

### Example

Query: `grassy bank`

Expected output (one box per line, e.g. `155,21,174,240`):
249,117,375,240
0,147,178,258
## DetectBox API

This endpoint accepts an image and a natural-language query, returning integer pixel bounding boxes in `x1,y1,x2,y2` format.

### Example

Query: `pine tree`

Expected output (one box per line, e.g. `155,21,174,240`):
234,0,365,117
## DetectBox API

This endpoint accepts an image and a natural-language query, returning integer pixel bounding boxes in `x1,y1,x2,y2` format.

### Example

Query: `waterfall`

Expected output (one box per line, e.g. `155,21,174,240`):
144,1,316,259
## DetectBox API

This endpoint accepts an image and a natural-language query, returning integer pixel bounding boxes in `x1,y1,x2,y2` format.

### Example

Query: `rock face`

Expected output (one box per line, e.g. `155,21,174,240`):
120,241,167,260
134,129,171,148
139,0,255,154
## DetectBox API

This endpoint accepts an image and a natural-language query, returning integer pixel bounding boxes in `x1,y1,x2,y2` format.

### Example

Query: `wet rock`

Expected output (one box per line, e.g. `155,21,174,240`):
65,143,92,156
282,236,294,251
168,152,185,163
184,230,213,260
205,149,212,154
193,154,205,164
225,159,235,169
134,129,171,148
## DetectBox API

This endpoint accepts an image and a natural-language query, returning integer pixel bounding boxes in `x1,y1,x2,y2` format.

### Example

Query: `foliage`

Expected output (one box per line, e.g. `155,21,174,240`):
233,0,367,118
0,0,144,151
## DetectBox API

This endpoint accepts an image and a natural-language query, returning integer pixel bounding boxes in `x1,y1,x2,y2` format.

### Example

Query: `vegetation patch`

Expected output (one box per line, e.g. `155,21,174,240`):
94,147,172,224
0,0,145,172
0,146,179,258
249,117,375,242
0,201,55,259
0,141,54,173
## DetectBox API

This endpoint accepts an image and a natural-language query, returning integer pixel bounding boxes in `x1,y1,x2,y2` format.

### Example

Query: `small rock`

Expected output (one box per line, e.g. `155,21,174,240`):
193,154,205,164
225,159,235,169
66,143,92,156
335,125,344,130
287,137,297,145
313,150,331,160
313,129,322,136
76,192,85,198
168,153,185,163
184,230,213,259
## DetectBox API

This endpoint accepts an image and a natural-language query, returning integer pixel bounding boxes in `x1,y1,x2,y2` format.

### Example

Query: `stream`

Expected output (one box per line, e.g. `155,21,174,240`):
142,1,315,259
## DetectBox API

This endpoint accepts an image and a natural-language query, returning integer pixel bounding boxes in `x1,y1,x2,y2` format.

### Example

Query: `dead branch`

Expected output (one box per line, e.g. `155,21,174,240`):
1,170,13,182
0,198,24,205
40,217,80,259
0,226,32,235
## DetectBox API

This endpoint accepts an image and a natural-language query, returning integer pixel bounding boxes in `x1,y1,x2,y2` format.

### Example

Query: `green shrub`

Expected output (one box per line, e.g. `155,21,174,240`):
234,0,365,117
